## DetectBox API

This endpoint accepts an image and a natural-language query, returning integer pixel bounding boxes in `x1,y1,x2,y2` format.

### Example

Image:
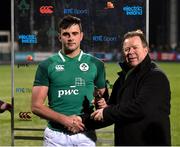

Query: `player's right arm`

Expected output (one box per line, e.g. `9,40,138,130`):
31,86,84,132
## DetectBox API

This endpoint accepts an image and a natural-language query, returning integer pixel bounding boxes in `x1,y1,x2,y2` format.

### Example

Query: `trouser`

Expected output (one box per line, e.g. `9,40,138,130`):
43,127,96,146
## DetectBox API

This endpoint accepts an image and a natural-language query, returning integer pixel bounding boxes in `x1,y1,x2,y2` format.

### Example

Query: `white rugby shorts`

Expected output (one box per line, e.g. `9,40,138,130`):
43,127,96,146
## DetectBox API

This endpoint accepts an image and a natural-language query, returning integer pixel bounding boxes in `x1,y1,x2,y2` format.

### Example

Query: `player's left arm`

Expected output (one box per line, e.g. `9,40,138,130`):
94,60,106,89
94,61,109,108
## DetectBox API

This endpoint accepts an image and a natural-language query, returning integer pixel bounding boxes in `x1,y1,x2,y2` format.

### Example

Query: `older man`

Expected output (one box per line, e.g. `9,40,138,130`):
91,30,171,146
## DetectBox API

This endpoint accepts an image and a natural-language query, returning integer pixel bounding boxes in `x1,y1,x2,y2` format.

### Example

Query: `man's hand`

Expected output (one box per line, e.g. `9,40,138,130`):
91,108,104,121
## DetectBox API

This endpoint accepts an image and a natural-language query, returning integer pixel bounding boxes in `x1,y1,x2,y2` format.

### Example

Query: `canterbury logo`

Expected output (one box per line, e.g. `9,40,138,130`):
19,112,32,120
55,65,64,71
39,6,53,14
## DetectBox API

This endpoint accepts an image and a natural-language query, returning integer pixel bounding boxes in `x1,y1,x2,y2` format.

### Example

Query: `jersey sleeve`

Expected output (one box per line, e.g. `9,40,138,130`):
33,61,50,86
94,60,106,89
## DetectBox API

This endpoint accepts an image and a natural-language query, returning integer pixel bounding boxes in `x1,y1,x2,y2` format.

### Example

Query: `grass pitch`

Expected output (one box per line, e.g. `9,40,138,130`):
0,62,180,146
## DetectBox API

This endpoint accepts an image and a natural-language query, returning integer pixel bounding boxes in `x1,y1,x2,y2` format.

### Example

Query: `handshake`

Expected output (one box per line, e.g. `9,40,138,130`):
66,88,109,134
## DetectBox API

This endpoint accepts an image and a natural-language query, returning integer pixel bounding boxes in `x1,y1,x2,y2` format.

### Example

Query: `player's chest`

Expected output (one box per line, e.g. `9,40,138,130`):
49,62,97,84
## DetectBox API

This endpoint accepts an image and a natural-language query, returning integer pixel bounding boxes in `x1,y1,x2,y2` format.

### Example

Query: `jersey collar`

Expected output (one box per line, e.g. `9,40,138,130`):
58,50,83,62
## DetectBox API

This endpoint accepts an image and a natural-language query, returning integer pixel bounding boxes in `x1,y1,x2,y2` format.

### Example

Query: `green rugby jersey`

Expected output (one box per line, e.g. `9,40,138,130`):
33,50,106,131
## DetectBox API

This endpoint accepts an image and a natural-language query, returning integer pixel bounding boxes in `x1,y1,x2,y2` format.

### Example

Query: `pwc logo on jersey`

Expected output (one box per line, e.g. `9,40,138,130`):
79,63,89,71
58,88,79,98
55,65,64,71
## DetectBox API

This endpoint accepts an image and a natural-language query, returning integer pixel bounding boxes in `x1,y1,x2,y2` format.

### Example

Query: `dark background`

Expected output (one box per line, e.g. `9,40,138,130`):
0,0,11,30
0,0,179,48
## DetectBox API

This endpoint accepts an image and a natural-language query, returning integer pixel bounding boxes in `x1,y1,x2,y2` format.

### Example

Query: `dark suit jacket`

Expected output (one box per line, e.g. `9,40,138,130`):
103,55,171,146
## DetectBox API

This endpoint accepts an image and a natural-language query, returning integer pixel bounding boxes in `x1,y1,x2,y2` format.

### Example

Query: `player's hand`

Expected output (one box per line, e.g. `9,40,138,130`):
92,98,107,109
66,115,85,133
91,108,104,121
96,98,107,109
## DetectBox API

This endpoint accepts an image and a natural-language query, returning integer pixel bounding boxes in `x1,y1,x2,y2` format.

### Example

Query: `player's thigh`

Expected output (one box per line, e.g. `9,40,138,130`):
43,127,70,146
71,133,96,146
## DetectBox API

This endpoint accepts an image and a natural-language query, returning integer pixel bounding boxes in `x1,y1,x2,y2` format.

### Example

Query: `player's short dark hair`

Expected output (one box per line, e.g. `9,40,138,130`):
122,29,149,48
58,15,82,32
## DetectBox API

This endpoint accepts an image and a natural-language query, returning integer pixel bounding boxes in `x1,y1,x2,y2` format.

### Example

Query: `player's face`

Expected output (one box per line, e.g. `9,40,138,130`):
122,36,148,68
59,24,83,52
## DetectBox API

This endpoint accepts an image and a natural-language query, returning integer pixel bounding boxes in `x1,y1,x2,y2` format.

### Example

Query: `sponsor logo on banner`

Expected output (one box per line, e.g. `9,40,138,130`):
123,6,143,15
149,52,158,60
19,112,32,120
160,52,176,61
93,35,117,42
16,88,32,93
64,8,88,15
19,34,37,44
40,6,54,14
34,52,53,61
18,0,30,16
16,88,31,93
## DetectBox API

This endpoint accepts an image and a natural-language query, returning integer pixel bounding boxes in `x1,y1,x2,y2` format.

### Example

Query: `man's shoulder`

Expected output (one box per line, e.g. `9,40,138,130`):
143,61,169,82
38,53,59,67
150,61,165,74
82,52,104,64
